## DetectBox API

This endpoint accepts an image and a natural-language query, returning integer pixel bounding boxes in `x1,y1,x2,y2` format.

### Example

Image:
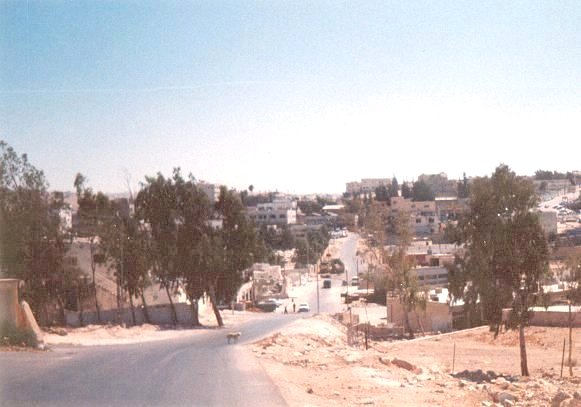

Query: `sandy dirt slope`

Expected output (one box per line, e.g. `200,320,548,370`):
251,315,581,407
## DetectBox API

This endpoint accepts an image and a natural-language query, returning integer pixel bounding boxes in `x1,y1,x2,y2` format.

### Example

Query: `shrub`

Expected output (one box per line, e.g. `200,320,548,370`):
0,321,38,348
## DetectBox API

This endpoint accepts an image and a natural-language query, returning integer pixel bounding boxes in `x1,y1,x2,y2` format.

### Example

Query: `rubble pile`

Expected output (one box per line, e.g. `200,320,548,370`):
476,374,581,407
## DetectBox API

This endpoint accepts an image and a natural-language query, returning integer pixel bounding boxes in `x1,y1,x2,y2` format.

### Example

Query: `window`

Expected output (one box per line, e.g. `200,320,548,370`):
429,217,434,224
424,204,429,208
416,218,421,223
65,257,78,266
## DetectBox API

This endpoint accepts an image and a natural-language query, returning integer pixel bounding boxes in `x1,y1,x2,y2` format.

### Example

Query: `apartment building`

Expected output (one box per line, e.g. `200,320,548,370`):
247,199,297,226
389,196,438,235
345,178,390,195
198,182,221,203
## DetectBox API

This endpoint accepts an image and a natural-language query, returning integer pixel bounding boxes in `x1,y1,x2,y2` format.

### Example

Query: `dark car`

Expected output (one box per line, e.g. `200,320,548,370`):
323,279,331,288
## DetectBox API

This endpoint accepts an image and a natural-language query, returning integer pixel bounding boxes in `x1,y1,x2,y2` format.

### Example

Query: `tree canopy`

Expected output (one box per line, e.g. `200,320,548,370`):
448,164,549,376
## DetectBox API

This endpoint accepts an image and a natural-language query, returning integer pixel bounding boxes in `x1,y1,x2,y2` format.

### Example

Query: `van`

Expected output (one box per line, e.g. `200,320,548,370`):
323,279,331,289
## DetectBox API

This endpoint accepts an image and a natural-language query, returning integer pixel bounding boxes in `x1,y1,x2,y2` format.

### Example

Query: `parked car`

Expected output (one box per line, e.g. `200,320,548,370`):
323,279,331,289
297,303,310,313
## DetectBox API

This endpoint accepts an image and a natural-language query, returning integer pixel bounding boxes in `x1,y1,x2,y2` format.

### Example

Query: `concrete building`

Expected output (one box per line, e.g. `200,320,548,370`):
58,204,73,234
415,266,449,286
345,178,390,195
198,182,221,203
418,173,458,197
389,196,439,235
247,199,297,226
435,197,470,220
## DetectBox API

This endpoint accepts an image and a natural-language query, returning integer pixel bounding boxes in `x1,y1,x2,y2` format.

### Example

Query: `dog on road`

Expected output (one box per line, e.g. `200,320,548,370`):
226,332,241,344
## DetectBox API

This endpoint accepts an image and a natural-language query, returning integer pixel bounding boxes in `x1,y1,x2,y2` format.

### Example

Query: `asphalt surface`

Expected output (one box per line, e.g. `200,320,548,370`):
0,234,363,407
0,314,301,407
304,233,361,314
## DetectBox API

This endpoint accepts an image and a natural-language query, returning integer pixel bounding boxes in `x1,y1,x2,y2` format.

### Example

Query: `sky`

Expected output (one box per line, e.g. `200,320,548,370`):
1,1,580,195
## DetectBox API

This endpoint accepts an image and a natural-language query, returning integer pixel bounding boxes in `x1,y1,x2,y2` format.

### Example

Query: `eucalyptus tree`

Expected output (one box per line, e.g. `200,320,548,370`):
173,173,212,326
72,173,113,322
207,187,260,327
363,201,425,338
99,211,151,326
0,141,72,325
447,164,549,376
135,171,182,324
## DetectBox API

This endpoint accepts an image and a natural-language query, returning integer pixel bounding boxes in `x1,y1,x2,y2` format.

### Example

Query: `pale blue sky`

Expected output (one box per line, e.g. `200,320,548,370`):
1,1,580,194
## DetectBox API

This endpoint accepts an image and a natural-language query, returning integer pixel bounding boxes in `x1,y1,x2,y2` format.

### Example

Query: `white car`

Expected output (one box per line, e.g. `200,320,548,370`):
297,303,310,313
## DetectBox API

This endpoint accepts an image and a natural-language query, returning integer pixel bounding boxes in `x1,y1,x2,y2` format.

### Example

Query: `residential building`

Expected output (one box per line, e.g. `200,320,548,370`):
389,196,438,235
435,197,470,220
415,266,449,286
198,182,221,203
345,178,390,195
247,199,297,226
418,173,458,197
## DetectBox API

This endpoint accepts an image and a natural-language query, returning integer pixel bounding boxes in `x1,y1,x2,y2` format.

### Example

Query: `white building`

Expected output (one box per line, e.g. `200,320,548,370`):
198,182,221,203
247,199,297,226
58,205,73,234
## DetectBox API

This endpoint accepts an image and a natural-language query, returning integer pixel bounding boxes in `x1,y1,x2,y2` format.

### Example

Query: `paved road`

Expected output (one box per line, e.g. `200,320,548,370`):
0,314,300,407
302,232,361,315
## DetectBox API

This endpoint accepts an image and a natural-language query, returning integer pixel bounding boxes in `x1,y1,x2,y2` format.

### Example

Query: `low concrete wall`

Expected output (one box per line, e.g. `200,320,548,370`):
386,296,453,333
66,302,200,327
529,311,581,327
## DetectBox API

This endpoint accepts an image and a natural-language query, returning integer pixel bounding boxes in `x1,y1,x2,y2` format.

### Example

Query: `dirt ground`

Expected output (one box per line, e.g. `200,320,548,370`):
251,315,581,407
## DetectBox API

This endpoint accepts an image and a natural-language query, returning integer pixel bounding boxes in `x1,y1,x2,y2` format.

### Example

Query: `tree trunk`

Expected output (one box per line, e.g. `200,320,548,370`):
140,292,151,324
128,294,136,326
208,285,224,327
402,308,414,339
164,284,178,326
519,320,529,376
569,302,573,377
78,286,84,327
190,297,201,326
93,271,101,323
56,297,66,326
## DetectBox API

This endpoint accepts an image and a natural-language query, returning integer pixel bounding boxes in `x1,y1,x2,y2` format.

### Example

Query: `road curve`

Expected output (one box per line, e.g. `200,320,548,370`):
0,314,301,407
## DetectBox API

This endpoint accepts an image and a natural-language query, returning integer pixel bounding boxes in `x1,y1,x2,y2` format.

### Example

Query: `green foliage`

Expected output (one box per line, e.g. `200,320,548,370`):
293,227,330,266
297,199,323,215
1,140,75,324
374,185,390,202
0,322,38,348
535,170,577,184
258,225,295,251
457,173,470,198
565,253,581,303
401,183,412,199
411,180,435,201
448,165,549,375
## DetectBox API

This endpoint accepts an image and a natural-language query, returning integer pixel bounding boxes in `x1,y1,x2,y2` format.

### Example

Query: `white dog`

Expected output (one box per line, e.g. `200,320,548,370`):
226,332,241,344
